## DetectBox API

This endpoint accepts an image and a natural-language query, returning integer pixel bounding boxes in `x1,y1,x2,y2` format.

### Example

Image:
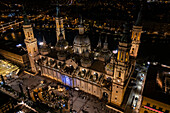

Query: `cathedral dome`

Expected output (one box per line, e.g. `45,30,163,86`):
80,51,92,67
39,37,51,55
73,34,90,46
98,49,112,62
39,45,51,55
57,50,67,61
73,21,91,54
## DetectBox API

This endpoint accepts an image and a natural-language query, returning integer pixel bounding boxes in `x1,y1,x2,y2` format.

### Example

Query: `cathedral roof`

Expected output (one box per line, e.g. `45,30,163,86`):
90,60,106,73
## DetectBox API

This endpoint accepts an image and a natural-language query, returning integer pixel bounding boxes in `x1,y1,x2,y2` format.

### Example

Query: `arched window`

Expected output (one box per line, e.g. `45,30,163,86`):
34,48,36,52
138,33,141,41
131,48,134,54
77,48,79,53
125,52,129,62
119,71,121,77
117,51,120,61
27,32,30,37
120,52,123,61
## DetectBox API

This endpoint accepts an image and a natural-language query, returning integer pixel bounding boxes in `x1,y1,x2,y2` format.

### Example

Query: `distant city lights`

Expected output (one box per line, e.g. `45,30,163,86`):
147,62,150,65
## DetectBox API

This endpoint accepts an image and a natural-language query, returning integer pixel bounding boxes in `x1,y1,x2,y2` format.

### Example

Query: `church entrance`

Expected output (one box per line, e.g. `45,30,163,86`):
102,92,109,102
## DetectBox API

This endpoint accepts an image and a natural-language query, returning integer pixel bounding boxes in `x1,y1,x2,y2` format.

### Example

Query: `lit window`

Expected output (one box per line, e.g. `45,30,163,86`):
131,48,134,54
120,52,123,61
27,32,30,37
125,52,129,62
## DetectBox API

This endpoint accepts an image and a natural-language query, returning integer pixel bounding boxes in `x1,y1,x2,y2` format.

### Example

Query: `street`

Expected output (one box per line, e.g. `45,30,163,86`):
125,65,148,113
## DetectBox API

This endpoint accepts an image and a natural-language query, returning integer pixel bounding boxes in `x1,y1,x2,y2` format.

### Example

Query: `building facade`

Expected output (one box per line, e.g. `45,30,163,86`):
23,9,143,106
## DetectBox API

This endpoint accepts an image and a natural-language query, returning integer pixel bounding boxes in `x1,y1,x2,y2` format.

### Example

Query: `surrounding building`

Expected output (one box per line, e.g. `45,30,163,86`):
23,5,143,106
0,91,15,113
140,65,170,113
0,40,29,67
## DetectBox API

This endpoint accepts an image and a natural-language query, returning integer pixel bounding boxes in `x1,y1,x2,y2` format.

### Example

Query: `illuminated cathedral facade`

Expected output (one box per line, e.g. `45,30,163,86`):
23,6,143,106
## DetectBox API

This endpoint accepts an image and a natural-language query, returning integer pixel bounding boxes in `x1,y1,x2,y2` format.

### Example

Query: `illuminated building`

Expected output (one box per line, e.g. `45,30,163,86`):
23,7,143,106
0,60,19,79
23,10,39,72
56,5,65,42
0,40,29,67
130,5,143,58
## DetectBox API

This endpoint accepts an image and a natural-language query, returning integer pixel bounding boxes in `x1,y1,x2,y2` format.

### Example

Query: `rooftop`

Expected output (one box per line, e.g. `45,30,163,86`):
0,91,13,107
0,40,27,55
143,65,170,105
90,60,106,74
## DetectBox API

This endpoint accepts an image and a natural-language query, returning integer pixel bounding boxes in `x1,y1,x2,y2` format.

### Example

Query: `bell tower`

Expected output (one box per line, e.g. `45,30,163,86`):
56,4,65,42
111,22,131,105
23,9,38,72
130,5,143,58
114,23,131,84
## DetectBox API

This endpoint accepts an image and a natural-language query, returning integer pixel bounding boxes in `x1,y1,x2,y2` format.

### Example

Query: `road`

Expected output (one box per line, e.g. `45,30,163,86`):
125,65,148,113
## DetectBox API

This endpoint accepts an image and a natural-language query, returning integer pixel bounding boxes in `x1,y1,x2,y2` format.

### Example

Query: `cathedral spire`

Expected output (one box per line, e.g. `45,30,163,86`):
78,15,84,35
103,35,108,50
121,22,131,43
56,1,60,17
42,36,47,46
97,35,102,48
22,6,30,25
80,15,83,25
135,4,143,26
105,35,107,43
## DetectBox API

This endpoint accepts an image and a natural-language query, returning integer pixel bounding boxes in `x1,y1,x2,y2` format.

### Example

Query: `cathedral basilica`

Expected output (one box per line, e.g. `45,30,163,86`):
23,6,143,106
